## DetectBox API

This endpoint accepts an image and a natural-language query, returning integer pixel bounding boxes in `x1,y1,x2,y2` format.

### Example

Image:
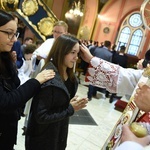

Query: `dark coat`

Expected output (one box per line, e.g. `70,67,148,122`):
112,53,128,68
11,41,23,69
25,62,78,150
0,72,41,150
93,46,112,62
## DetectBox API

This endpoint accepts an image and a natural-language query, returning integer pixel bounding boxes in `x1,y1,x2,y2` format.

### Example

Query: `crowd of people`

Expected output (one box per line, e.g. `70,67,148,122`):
0,9,88,150
0,8,150,150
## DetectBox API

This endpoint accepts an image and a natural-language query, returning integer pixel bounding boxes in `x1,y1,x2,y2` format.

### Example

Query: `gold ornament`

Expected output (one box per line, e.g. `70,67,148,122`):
22,0,38,16
38,17,54,36
130,122,148,137
1,0,19,11
79,26,90,39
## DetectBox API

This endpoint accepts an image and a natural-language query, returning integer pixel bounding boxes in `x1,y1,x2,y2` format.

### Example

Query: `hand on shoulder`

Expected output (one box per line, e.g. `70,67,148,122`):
35,69,55,84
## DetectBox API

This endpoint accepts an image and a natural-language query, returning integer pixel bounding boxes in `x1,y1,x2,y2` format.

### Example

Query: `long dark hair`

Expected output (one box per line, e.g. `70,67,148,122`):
43,34,79,81
0,9,16,78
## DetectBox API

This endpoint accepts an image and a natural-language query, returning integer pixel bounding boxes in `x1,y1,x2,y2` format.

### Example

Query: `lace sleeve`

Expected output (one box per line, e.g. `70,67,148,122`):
85,57,120,93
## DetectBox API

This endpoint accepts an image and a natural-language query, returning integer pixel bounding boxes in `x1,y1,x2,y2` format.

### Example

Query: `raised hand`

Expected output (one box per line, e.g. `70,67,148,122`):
79,44,93,63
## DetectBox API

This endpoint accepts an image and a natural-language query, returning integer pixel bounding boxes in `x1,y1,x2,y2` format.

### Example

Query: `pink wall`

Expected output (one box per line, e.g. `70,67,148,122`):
77,0,98,39
92,0,149,58
52,0,65,19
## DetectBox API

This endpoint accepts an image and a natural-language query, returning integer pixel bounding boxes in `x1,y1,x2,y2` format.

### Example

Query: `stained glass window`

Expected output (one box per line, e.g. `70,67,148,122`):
116,12,144,56
129,14,142,27
116,27,130,50
127,29,143,55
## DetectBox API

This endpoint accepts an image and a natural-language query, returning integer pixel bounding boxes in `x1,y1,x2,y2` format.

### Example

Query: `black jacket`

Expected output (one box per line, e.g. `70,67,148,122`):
0,72,40,149
26,62,78,150
112,53,128,68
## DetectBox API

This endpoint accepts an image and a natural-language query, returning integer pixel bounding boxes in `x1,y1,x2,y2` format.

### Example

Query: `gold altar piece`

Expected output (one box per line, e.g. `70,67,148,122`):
22,0,38,16
38,17,54,36
1,0,19,11
102,66,150,149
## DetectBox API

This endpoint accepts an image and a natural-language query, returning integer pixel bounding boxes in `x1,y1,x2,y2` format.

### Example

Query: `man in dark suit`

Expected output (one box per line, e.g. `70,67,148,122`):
112,45,128,68
11,40,23,69
94,40,112,62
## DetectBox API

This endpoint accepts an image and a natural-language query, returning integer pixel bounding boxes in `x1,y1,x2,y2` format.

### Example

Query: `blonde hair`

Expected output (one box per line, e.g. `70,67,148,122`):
53,21,68,32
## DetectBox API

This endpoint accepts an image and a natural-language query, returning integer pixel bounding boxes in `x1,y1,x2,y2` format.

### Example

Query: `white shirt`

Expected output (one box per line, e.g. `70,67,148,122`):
34,38,55,58
18,55,36,84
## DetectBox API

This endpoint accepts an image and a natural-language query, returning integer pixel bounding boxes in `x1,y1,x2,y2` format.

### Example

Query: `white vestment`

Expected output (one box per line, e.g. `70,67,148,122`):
86,57,143,96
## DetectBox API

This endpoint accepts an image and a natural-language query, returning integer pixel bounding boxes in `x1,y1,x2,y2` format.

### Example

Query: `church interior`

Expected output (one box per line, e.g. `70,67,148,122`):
1,0,150,149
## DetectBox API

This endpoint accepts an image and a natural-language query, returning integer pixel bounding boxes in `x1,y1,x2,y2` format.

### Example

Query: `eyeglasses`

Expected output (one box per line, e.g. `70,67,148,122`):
52,30,64,34
0,30,19,40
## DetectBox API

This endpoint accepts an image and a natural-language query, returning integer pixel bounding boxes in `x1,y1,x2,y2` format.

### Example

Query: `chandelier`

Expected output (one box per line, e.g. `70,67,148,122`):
65,0,83,18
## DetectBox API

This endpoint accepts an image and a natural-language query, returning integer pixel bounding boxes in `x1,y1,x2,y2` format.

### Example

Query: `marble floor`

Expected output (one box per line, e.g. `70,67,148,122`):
14,75,123,150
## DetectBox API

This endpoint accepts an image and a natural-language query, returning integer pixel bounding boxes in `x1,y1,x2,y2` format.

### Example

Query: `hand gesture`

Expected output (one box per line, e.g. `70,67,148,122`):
70,96,88,111
35,69,55,84
120,125,150,147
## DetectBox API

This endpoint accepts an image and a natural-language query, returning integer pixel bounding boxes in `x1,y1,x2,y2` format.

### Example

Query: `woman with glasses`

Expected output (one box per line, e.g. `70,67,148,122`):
0,9,55,150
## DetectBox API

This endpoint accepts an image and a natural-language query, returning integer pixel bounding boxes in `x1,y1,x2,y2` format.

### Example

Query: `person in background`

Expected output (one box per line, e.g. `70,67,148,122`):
25,34,88,150
35,39,43,48
93,40,112,61
100,41,104,48
0,9,55,150
34,20,68,60
110,44,117,55
35,39,44,66
21,37,33,53
112,45,128,68
18,43,37,84
89,41,99,55
11,40,23,69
